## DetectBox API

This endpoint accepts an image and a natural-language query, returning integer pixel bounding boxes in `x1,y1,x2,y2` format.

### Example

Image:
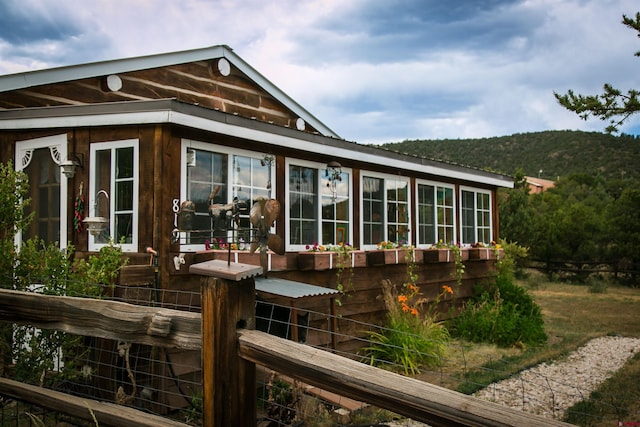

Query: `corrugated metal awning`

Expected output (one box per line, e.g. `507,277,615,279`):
255,277,339,299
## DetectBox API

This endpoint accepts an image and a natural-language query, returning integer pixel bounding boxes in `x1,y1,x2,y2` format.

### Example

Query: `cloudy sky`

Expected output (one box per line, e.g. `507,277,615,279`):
1,0,639,144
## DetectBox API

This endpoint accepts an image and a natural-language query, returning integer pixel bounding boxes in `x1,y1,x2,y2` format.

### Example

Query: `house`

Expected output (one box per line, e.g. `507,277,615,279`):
0,46,512,407
526,176,555,194
0,44,511,255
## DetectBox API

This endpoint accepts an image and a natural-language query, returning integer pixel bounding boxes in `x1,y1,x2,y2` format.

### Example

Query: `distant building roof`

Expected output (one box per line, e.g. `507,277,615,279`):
526,176,555,193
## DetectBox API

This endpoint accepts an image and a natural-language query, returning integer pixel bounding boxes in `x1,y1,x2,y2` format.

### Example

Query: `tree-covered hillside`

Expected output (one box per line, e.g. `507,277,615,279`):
378,130,640,180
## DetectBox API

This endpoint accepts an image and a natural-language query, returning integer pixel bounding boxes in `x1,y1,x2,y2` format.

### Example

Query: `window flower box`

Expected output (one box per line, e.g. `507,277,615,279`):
298,250,367,271
468,247,503,261
367,248,412,266
298,251,333,270
195,249,291,270
421,248,453,263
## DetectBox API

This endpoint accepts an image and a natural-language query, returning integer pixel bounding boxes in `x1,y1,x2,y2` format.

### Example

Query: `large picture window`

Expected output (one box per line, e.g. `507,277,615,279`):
416,181,455,246
88,139,139,252
461,188,492,245
361,173,410,248
286,159,351,251
181,140,274,250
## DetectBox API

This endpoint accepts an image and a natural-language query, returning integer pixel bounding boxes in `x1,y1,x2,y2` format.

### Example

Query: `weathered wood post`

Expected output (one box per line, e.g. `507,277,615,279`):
190,260,262,427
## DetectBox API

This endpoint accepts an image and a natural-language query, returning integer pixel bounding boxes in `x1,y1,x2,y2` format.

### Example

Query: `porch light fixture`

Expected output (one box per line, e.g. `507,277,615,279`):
83,190,110,236
325,161,342,202
60,153,84,179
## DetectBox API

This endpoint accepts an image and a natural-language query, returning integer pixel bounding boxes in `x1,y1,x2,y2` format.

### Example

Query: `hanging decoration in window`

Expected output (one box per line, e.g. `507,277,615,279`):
261,154,274,190
73,182,85,233
325,161,342,202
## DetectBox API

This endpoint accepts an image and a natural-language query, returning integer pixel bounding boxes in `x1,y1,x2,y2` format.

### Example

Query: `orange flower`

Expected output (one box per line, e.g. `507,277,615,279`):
406,284,419,293
401,303,410,312
442,285,453,295
410,308,419,316
398,295,408,303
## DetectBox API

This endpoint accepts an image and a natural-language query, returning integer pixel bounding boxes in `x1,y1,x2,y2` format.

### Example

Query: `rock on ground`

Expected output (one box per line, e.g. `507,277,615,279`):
386,335,640,426
473,335,640,419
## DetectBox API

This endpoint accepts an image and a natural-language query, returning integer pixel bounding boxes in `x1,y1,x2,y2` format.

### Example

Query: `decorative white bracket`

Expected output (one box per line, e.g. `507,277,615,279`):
173,253,186,271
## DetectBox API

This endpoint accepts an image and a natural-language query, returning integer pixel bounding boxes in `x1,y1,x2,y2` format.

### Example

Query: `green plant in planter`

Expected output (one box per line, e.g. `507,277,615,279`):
71,239,129,296
332,243,355,306
449,244,465,288
432,240,465,287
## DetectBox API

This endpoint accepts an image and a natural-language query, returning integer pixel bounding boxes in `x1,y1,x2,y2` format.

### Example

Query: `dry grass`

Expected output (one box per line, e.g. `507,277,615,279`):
421,270,640,395
527,270,640,341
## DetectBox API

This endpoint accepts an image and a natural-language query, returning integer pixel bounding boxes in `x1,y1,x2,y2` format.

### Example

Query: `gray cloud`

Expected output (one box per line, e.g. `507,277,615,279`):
0,0,638,142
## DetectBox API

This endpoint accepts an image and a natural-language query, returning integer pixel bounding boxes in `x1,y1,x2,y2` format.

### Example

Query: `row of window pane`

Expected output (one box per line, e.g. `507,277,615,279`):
181,146,491,249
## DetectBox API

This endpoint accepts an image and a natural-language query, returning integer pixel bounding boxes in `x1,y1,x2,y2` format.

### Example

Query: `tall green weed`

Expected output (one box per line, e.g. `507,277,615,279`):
361,252,452,375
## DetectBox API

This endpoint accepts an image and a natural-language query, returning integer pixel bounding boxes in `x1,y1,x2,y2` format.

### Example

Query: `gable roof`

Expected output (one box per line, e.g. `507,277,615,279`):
0,46,513,189
0,98,514,188
0,45,339,138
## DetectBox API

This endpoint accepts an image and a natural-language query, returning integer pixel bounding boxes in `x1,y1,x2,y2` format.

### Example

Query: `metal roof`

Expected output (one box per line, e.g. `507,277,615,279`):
255,277,340,299
0,99,514,188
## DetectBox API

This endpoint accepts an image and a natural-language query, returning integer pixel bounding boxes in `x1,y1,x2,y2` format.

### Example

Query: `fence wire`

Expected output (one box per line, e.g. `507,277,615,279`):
1,285,638,426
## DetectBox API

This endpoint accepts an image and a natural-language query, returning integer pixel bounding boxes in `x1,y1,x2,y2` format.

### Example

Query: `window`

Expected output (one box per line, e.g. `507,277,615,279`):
361,173,410,248
180,140,274,251
460,188,492,245
89,139,139,252
416,181,455,246
15,134,69,249
286,159,351,251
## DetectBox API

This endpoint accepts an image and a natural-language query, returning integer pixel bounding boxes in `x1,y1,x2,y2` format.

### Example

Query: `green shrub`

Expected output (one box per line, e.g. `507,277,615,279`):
10,239,128,385
587,276,608,294
362,313,450,375
450,276,547,347
360,274,451,375
71,239,128,296
496,239,529,280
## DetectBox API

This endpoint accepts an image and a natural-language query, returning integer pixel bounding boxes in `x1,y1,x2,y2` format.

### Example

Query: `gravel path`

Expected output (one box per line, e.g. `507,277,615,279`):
386,335,640,426
473,335,640,419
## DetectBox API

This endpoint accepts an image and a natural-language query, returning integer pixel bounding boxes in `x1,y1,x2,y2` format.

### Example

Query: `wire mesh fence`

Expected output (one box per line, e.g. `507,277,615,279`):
1,284,639,426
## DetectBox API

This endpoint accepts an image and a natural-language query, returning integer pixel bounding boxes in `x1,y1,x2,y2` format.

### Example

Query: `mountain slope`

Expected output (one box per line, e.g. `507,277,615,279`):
378,130,640,180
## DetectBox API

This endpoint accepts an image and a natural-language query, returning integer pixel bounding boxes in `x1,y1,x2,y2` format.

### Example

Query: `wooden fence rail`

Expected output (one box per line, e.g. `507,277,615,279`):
0,261,574,427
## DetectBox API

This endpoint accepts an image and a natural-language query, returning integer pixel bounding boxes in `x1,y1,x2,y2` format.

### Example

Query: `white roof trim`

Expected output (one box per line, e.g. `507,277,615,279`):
0,109,513,188
0,45,339,138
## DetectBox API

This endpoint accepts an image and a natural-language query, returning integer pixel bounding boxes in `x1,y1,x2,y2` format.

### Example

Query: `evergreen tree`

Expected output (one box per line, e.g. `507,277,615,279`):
555,12,640,133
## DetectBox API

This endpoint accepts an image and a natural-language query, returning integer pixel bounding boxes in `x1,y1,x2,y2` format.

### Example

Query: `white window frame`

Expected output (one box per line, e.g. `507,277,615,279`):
359,171,411,250
14,134,70,250
459,186,493,246
179,139,276,252
285,158,353,252
88,139,139,252
415,179,457,248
